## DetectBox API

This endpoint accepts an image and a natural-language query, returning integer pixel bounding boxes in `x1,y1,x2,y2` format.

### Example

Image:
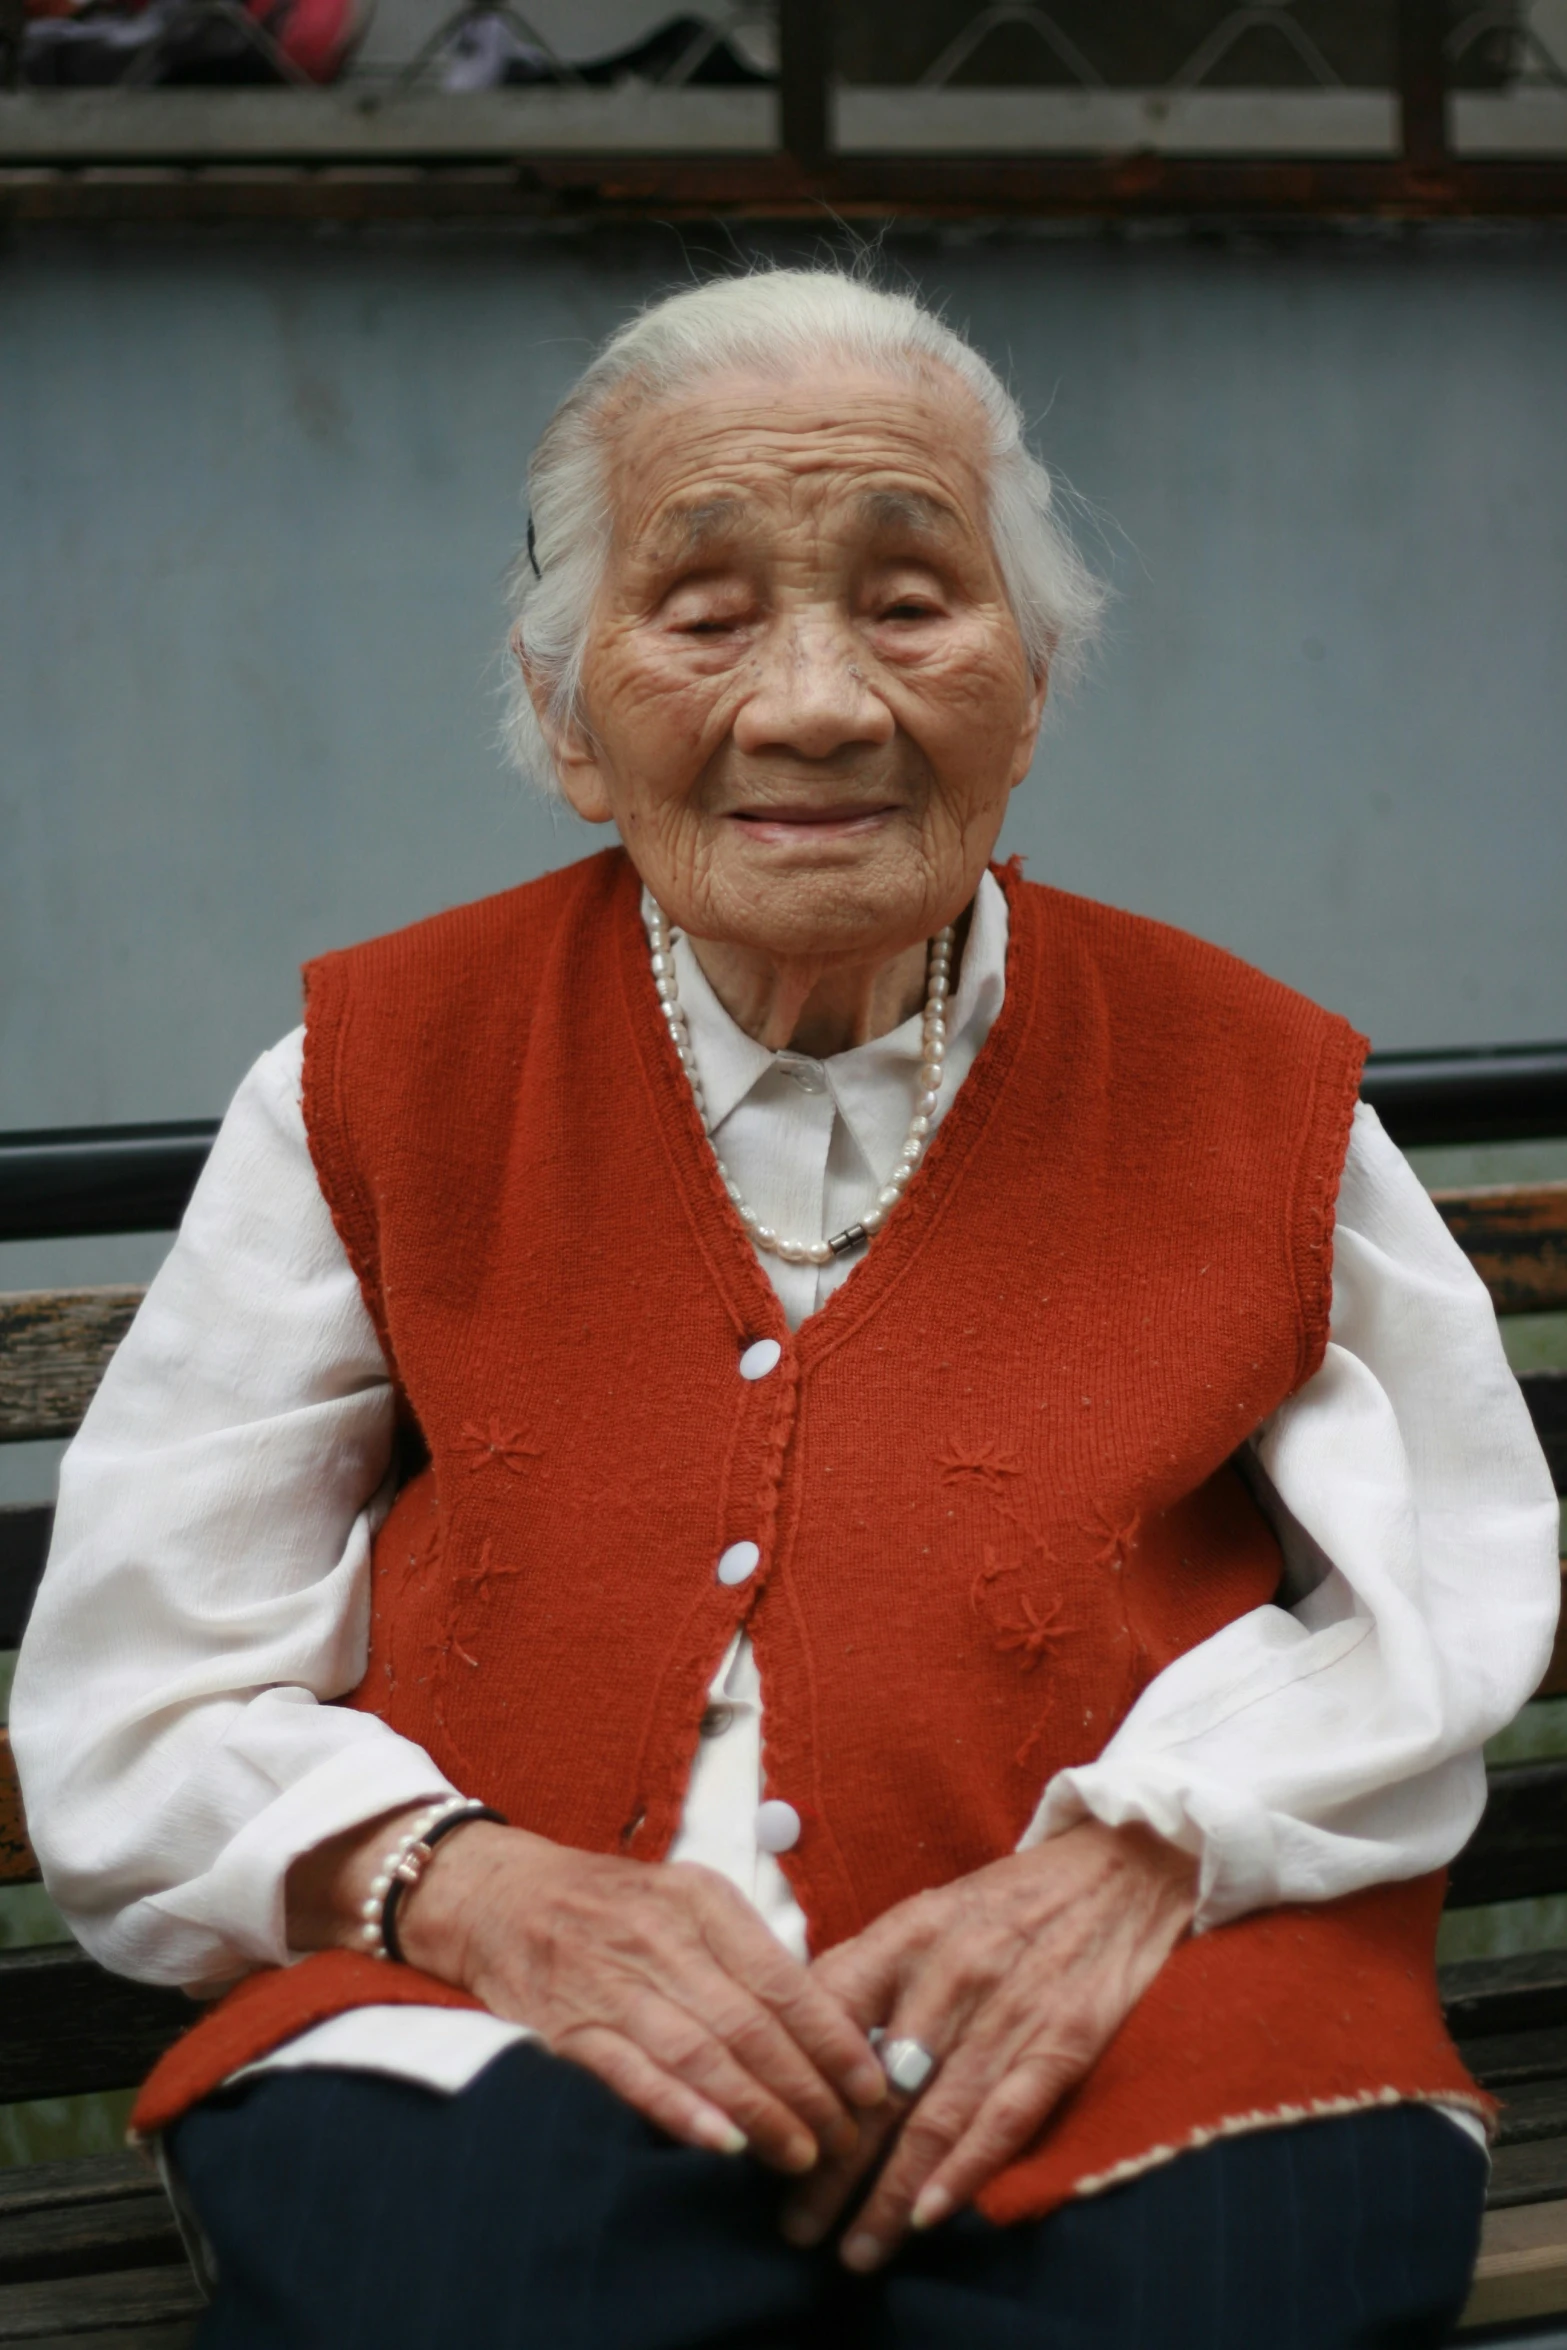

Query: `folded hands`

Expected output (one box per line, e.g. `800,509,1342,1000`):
289,1807,1196,2270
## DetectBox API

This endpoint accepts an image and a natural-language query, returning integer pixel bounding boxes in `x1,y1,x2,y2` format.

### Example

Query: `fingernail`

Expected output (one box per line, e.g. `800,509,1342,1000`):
780,2207,827,2248
840,2231,885,2274
782,2134,819,2175
911,2184,952,2231
849,2063,889,2106
695,2115,748,2156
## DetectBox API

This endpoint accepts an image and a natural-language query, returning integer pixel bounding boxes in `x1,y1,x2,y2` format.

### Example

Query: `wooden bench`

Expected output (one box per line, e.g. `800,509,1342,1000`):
1,1082,1565,2344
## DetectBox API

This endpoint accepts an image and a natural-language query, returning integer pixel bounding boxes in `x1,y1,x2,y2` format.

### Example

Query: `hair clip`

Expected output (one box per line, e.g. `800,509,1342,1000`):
526,516,542,580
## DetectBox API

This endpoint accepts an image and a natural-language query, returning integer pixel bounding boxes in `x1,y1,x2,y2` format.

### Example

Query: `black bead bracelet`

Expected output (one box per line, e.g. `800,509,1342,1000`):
381,1802,508,1967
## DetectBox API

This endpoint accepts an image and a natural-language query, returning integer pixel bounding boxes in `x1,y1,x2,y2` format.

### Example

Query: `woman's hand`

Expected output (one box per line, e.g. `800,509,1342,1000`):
779,1820,1197,2270
286,1810,886,2174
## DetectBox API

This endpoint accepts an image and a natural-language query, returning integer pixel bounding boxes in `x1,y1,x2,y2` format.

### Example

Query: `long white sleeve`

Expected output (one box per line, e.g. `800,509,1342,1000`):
1028,1102,1562,1932
10,1035,459,1989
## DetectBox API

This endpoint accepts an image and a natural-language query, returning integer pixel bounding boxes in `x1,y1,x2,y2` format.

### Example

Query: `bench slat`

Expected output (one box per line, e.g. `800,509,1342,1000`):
1542,1589,1567,1702
0,2194,183,2290
0,1505,51,1649
1442,1951,1567,2040
1487,2135,1567,2210
1461,2025,1567,2088
1,1642,1563,1894
1433,1182,1567,1317
0,2155,159,2219
0,1126,216,1250
0,1989,1557,2327
1494,2078,1567,2150
1447,1759,1567,1910
0,1948,189,2106
1461,2197,1567,2331
0,1292,143,1448
0,2148,201,2345
1,1280,1562,1466
0,2326,197,2350
0,1729,38,1885
0,2265,201,2344
1528,1369,1567,1495
0,2145,1560,2342
1,1599,1562,1892
0,1928,1548,2100
0,1936,1541,2124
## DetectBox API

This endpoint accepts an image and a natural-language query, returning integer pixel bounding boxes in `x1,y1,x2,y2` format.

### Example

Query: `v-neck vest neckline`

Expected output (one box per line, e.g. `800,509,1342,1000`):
609,850,1037,1382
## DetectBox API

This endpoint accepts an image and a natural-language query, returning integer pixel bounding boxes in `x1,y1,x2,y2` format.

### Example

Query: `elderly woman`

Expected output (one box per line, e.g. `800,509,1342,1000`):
12,270,1559,2350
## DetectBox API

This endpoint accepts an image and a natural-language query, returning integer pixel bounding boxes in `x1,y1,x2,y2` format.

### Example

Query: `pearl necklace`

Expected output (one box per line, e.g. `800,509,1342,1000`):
646,905,956,1265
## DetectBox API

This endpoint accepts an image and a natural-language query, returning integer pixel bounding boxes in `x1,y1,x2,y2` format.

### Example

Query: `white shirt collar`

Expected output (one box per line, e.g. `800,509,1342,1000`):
644,868,1010,1154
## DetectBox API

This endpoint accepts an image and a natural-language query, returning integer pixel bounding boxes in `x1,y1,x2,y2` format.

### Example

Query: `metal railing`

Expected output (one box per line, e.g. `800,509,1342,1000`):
4,0,1567,223
2,1041,1564,1246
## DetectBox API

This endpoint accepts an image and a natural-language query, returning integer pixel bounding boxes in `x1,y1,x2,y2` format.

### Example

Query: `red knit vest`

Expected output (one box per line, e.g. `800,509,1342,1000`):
134,849,1484,2213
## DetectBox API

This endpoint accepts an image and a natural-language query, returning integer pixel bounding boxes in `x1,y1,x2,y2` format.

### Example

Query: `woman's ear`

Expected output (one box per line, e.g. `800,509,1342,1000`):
1008,662,1050,792
515,632,614,824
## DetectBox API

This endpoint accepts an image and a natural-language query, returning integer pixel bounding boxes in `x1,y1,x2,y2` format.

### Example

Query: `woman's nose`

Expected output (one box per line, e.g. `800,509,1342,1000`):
730,611,895,761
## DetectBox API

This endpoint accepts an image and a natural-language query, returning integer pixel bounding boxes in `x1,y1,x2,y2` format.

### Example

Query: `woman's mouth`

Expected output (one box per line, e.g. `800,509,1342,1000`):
727,804,899,848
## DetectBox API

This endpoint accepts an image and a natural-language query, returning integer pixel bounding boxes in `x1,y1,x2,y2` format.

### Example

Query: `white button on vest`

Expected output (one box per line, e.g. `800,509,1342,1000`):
738,1338,782,1381
717,1540,760,1587
755,1799,802,1855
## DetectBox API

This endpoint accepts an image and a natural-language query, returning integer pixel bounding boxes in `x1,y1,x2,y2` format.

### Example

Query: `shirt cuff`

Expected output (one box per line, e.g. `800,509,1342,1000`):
1018,1761,1283,1934
140,1733,462,1984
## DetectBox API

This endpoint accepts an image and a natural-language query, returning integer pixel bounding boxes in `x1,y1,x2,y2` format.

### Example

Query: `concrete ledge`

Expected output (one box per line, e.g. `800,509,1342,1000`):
0,85,773,161
1452,94,1567,158
834,87,1400,157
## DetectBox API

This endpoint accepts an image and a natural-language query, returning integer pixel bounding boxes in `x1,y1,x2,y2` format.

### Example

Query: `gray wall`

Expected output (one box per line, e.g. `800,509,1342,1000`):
3,222,1564,1148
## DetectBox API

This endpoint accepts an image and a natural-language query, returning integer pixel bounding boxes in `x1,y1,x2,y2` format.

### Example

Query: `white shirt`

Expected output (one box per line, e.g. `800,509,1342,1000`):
11,872,1560,2112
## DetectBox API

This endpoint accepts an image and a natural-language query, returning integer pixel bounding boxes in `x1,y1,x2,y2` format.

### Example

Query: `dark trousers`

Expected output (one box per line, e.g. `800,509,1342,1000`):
170,2042,1486,2350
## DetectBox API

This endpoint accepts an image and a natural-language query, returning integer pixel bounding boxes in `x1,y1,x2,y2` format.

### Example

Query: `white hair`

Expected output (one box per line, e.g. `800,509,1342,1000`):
503,265,1106,791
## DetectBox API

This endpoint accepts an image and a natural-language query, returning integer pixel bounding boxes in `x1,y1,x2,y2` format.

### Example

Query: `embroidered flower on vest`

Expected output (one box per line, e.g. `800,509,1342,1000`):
454,1420,541,1476
939,1439,1024,1491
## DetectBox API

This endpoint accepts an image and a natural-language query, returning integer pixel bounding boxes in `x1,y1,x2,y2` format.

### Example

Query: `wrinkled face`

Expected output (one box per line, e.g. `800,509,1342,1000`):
533,362,1046,964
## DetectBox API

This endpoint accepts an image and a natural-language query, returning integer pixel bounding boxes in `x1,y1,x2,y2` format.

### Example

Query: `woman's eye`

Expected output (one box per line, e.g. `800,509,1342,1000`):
880,600,936,623
676,612,746,638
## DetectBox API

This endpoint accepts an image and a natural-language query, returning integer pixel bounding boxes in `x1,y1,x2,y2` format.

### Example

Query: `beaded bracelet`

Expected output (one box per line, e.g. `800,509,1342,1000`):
357,1798,506,1963
382,1802,507,1965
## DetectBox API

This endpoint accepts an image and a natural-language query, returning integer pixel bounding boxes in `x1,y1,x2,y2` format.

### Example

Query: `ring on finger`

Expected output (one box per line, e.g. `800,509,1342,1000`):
868,2028,939,2098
